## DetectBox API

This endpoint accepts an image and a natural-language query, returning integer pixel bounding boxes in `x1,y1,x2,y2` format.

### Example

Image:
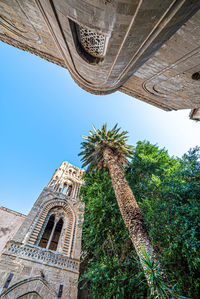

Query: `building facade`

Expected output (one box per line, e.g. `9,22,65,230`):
0,0,200,111
0,161,84,298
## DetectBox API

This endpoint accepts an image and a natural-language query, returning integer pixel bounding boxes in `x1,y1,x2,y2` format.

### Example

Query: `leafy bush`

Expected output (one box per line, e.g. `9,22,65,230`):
79,142,200,298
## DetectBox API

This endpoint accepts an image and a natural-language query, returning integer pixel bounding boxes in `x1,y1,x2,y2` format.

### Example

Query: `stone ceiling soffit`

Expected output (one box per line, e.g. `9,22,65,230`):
0,0,63,63
35,0,200,95
1,0,199,97
121,9,200,111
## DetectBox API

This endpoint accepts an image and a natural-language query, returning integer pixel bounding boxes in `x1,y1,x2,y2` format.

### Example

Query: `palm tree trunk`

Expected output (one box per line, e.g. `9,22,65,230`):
103,147,161,281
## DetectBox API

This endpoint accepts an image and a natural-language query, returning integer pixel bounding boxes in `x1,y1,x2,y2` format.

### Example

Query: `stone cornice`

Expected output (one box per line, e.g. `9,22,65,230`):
3,241,79,273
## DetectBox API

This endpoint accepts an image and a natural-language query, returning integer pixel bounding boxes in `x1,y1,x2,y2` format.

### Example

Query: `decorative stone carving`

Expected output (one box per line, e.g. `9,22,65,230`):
51,207,65,221
6,242,79,273
1,0,200,107
79,25,107,58
28,198,76,257
0,161,84,298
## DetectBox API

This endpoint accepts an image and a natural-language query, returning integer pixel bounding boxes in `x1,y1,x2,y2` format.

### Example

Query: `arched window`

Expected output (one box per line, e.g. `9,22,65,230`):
38,214,64,251
69,19,108,65
38,215,55,248
28,203,75,256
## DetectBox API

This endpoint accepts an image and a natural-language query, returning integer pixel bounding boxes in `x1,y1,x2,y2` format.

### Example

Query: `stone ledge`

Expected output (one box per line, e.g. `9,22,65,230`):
0,206,26,218
3,241,79,273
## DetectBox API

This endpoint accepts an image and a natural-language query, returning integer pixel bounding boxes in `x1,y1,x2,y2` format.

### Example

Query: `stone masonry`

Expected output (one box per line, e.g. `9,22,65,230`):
0,1,200,110
0,161,85,299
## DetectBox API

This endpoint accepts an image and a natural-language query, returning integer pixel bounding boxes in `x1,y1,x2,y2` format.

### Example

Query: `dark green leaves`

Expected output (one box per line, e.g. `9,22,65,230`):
135,246,189,299
79,169,146,298
79,142,200,298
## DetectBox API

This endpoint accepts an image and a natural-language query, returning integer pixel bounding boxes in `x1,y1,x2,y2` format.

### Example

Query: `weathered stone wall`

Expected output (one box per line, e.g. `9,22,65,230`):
121,9,200,111
0,0,199,109
0,207,26,256
0,0,64,65
0,250,79,298
0,161,84,298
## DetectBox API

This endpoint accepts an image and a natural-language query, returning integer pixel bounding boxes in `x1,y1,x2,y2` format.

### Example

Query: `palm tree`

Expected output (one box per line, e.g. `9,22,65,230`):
79,124,162,283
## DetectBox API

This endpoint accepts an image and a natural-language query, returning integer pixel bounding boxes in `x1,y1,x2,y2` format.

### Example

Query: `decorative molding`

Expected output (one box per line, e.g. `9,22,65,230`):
119,86,172,111
0,276,57,298
0,33,66,68
1,1,199,107
0,0,41,42
27,198,76,257
0,206,26,218
143,46,200,98
34,0,200,94
4,241,79,273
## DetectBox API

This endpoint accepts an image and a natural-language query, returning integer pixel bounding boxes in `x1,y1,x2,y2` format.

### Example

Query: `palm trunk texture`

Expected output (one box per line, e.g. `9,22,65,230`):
103,147,161,282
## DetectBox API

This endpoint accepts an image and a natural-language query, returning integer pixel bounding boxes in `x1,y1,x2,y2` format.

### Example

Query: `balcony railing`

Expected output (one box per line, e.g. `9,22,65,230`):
5,241,79,273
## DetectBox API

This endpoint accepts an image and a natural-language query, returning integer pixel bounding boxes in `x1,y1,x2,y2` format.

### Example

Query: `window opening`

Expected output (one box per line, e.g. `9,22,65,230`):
62,182,68,194
58,285,63,298
38,215,54,248
49,218,63,251
3,273,14,289
69,19,108,65
67,185,72,196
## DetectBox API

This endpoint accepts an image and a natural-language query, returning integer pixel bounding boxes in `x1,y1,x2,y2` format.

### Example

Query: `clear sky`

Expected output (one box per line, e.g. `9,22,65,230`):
0,41,199,214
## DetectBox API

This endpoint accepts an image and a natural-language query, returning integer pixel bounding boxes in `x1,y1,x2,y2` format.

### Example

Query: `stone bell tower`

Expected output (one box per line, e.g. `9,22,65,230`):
0,161,84,298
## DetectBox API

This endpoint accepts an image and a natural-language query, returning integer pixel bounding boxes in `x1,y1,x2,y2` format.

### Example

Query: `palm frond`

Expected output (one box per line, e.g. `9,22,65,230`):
79,124,133,171
135,246,189,299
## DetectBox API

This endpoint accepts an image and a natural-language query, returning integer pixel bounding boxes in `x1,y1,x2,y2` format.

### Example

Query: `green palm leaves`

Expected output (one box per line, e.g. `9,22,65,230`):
79,124,133,170
135,246,188,299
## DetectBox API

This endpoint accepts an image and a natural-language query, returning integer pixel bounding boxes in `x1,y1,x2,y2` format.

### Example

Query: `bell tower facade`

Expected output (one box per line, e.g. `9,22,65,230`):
0,161,84,298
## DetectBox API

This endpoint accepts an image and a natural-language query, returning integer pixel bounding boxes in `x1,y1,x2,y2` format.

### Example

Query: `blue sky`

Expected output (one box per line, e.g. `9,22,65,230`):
0,41,199,214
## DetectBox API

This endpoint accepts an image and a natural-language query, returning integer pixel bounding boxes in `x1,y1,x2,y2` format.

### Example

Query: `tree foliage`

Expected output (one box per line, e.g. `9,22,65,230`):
79,123,133,170
79,142,200,298
79,124,162,287
79,169,147,298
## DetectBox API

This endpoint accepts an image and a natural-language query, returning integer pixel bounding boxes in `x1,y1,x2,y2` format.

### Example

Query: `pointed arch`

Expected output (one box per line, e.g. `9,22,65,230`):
27,199,77,256
0,277,57,298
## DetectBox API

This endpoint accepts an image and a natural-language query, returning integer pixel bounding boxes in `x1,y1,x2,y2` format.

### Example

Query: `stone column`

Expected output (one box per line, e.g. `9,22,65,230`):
46,218,59,250
77,184,80,199
73,183,77,198
56,218,66,252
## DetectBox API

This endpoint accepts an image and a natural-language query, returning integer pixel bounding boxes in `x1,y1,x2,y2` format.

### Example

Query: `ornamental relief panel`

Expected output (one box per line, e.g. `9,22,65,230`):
5,242,79,273
79,25,107,58
27,199,77,257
